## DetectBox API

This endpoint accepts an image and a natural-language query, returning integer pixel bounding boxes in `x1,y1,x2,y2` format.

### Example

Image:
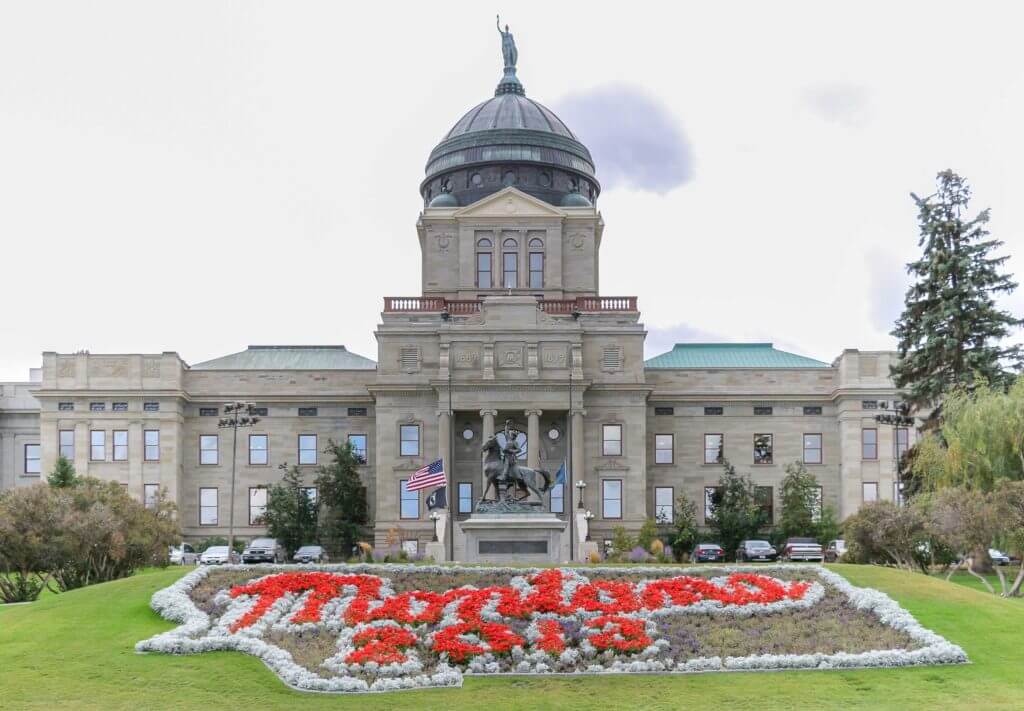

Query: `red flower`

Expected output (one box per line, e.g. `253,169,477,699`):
431,622,524,662
534,619,566,655
345,623,418,665
586,615,651,653
228,572,381,632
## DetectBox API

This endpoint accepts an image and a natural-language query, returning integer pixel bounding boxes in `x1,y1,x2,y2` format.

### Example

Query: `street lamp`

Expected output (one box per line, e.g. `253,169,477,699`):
875,402,914,507
575,480,587,509
583,510,595,541
429,511,441,542
218,402,260,560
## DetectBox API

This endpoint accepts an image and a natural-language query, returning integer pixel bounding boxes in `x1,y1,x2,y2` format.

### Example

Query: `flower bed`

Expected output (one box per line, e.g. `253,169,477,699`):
136,564,966,693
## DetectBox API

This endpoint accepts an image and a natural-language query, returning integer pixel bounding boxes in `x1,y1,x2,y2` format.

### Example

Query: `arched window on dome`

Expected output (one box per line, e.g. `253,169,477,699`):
476,238,493,289
502,238,519,289
528,238,544,289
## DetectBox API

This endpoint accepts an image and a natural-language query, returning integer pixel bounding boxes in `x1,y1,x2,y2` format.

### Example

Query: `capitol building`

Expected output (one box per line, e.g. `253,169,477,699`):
0,36,910,561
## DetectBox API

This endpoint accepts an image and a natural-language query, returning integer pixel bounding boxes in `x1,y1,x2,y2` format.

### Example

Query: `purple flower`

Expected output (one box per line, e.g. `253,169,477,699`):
628,546,650,563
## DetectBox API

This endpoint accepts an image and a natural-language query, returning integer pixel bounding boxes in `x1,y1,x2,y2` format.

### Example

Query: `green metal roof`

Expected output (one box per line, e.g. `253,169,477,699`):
645,343,830,369
191,346,376,371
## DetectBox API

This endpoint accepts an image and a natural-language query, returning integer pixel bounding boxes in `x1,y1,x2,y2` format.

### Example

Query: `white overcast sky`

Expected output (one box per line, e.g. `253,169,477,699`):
2,1,1023,380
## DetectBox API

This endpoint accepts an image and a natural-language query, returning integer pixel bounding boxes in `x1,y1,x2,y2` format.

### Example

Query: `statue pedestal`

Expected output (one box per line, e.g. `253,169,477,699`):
425,541,446,563
456,513,568,564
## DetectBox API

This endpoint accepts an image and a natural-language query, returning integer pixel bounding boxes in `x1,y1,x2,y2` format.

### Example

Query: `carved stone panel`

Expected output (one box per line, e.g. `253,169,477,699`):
452,343,482,370
57,359,75,378
540,344,569,369
143,357,161,378
94,358,129,378
496,343,524,369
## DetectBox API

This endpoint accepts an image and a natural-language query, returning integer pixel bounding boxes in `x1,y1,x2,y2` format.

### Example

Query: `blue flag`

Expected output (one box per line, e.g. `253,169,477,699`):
554,461,566,486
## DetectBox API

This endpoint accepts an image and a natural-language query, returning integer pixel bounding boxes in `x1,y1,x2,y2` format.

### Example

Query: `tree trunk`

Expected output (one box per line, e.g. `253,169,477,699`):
972,545,994,575
994,565,1009,596
945,559,963,581
966,557,995,594
1008,563,1024,597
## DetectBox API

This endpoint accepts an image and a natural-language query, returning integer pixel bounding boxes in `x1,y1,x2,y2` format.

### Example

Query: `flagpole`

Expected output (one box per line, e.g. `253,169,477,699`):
568,367,573,561
447,358,454,563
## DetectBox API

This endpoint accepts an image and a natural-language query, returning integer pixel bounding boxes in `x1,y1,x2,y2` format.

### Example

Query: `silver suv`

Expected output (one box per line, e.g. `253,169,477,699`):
242,537,285,564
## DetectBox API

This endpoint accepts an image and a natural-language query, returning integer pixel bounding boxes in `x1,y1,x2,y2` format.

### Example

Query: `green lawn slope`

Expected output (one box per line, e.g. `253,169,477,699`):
0,564,1019,710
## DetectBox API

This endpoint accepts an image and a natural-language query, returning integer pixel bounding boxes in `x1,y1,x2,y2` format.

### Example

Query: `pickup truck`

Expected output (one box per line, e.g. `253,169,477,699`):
782,537,824,562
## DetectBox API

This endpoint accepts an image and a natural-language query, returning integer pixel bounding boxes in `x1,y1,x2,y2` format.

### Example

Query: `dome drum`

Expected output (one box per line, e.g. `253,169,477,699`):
423,164,596,208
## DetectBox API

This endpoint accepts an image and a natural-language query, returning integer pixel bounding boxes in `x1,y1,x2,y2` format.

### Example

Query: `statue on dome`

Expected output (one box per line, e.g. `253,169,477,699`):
496,15,518,70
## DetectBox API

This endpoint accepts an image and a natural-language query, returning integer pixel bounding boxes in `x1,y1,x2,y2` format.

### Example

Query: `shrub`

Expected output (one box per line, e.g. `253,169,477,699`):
316,440,368,558
628,546,651,563
588,550,601,564
779,461,819,539
47,455,77,488
671,493,699,560
610,526,635,560
262,464,318,556
650,538,665,557
0,485,71,602
707,459,766,559
637,518,658,552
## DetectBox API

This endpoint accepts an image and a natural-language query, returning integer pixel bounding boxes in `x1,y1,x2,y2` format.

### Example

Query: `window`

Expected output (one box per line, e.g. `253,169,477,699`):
113,430,128,461
144,430,160,461
704,434,723,464
199,407,218,416
529,250,544,288
476,239,493,288
862,400,878,410
112,402,128,412
863,482,878,503
348,434,368,463
400,480,419,519
754,406,773,416
655,486,673,524
59,430,74,460
704,486,723,521
704,406,724,416
199,435,218,465
602,424,622,456
602,479,622,519
90,402,105,412
199,488,218,525
90,430,105,460
298,434,318,465
59,402,74,411
249,487,268,525
655,434,673,464
803,406,822,416
895,428,909,462
144,484,159,509
550,483,564,514
298,407,318,417
249,434,268,465
502,238,518,288
348,407,368,417
302,487,318,505
756,486,774,523
753,434,773,464
803,433,822,464
251,407,268,416
654,406,674,416
143,402,159,412
24,444,40,474
400,425,420,456
812,486,823,523
459,482,473,514
862,428,878,460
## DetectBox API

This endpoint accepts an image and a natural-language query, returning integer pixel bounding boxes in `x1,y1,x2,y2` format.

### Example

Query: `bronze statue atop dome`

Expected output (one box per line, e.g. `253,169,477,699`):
496,15,518,71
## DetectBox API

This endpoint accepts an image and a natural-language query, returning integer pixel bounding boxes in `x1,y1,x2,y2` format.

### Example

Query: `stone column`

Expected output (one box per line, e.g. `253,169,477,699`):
571,409,586,508
480,409,497,488
437,410,452,468
128,421,143,499
525,410,542,469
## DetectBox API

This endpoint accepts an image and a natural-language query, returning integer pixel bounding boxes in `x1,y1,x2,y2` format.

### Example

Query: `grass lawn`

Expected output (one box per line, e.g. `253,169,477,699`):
0,564,1020,710
939,569,1024,600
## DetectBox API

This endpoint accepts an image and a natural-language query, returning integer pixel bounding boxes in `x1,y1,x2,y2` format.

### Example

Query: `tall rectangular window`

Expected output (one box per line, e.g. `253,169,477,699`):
400,425,420,456
655,434,674,464
24,444,41,474
655,486,673,524
199,435,218,465
458,482,473,514
144,484,159,509
90,430,105,461
302,487,318,505
862,428,878,460
477,252,492,288
895,428,909,462
298,434,318,465
803,433,822,464
602,479,622,519
756,486,774,523
400,480,419,519
704,434,723,464
602,424,622,456
199,487,218,525
529,251,544,288
348,434,368,463
144,430,160,461
249,434,268,465
503,251,518,288
704,486,723,521
862,482,878,503
249,487,268,525
113,430,128,461
550,482,564,513
753,434,773,464
59,429,75,460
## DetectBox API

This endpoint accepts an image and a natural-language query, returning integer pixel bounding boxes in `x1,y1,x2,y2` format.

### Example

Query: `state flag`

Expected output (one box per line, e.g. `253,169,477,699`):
426,486,447,510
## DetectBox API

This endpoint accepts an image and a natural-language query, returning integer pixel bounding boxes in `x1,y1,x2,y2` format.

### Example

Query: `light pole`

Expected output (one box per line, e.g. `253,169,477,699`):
583,510,594,541
430,511,441,542
219,402,260,559
575,480,587,509
875,402,914,506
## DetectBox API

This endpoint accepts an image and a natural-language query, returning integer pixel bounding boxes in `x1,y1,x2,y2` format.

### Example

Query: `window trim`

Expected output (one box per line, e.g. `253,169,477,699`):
502,238,519,289
802,432,823,465
90,430,106,461
476,245,493,289
144,483,159,509
458,481,473,514
199,486,218,526
399,479,420,520
348,433,368,464
249,486,268,525
24,443,41,474
703,433,724,465
199,434,219,466
862,428,878,461
655,485,673,524
602,424,623,457
59,429,75,460
112,429,129,462
862,481,879,503
399,424,420,457
704,485,723,522
654,433,674,464
298,433,318,466
528,249,544,289
753,433,774,465
144,429,160,462
894,427,909,462
248,433,269,466
550,481,564,514
601,478,623,519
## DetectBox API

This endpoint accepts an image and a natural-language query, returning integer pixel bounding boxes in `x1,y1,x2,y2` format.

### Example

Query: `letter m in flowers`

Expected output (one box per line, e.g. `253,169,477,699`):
228,572,382,632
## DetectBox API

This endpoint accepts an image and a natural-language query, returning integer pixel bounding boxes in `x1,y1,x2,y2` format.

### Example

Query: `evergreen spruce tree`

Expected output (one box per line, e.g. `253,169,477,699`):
707,459,766,560
779,461,819,539
47,455,78,488
262,465,318,556
891,170,1022,413
315,440,368,558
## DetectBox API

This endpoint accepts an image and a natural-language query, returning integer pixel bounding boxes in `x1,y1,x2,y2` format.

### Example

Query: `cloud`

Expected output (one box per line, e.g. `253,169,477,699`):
802,82,871,128
553,84,695,194
644,322,728,360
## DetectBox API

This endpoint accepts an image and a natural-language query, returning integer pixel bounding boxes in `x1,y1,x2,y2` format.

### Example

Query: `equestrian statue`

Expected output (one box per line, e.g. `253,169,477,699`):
478,419,551,512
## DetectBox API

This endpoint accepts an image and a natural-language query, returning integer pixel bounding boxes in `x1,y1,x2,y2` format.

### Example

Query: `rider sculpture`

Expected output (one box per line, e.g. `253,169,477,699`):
478,419,551,511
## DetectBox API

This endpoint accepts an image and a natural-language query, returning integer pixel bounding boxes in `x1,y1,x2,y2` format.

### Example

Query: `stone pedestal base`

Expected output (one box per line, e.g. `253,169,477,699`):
425,541,447,563
578,540,599,563
456,513,568,564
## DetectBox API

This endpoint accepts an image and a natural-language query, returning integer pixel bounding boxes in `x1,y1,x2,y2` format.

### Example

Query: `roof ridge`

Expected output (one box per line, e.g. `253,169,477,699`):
672,342,773,348
246,345,348,350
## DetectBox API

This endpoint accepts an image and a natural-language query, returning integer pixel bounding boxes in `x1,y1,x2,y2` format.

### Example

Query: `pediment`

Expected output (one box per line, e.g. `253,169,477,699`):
454,187,566,219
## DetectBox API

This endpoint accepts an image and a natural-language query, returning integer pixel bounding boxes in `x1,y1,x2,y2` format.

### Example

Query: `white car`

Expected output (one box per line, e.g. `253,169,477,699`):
200,545,238,565
169,543,198,565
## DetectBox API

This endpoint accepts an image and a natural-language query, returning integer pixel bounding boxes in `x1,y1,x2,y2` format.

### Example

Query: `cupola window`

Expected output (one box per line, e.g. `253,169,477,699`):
476,238,493,288
502,238,518,288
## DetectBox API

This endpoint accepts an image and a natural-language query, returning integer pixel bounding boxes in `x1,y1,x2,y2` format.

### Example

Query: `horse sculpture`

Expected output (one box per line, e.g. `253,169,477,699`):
480,435,551,506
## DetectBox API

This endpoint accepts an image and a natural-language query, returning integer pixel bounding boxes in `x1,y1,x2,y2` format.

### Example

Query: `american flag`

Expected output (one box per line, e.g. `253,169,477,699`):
406,458,447,491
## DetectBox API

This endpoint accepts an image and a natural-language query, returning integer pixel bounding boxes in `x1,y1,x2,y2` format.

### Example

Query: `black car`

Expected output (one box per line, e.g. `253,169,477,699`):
691,543,725,563
736,540,778,562
292,545,329,564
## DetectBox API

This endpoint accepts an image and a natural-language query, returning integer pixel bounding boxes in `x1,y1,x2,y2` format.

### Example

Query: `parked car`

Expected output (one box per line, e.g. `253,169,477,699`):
824,539,847,563
169,543,198,566
242,537,286,564
781,537,824,562
989,548,1011,566
736,540,777,562
691,543,725,563
200,546,238,565
293,545,329,564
